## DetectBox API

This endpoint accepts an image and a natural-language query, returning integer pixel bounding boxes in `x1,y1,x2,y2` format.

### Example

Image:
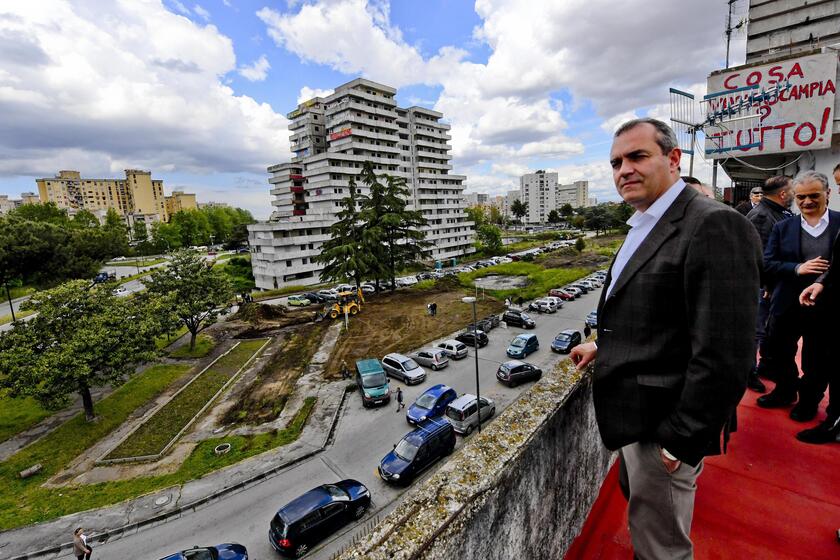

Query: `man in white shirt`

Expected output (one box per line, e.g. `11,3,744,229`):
759,171,838,423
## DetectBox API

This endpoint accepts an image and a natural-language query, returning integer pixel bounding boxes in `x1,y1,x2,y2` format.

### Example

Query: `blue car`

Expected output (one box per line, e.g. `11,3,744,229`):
406,384,458,425
159,544,248,560
379,418,456,485
506,333,539,359
585,310,598,328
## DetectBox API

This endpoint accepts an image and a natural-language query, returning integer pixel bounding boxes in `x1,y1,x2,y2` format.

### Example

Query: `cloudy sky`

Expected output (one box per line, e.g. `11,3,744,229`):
0,0,747,219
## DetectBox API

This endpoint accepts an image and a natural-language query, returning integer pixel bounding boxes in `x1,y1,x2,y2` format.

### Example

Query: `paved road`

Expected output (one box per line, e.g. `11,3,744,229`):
55,289,601,559
0,295,28,319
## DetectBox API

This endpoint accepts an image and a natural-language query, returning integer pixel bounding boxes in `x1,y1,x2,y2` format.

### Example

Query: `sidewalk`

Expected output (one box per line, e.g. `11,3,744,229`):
1,325,347,560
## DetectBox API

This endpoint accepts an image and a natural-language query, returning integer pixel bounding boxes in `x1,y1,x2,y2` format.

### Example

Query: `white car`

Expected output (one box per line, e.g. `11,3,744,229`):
112,286,128,296
399,276,418,286
112,256,127,262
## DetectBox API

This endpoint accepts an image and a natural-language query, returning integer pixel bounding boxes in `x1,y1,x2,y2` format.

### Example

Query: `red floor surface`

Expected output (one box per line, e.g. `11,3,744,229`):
565,380,839,560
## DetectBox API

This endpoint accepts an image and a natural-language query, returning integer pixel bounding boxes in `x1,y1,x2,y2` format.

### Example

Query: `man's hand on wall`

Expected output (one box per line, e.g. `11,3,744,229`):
570,342,597,370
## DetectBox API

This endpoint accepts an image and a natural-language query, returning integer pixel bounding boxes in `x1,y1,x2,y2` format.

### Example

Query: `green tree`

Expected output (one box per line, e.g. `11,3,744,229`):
151,221,182,253
71,209,100,229
101,208,130,257
575,237,586,252
144,250,234,350
170,210,212,247
0,281,168,421
132,220,148,243
315,176,376,288
547,209,561,224
488,205,504,226
465,205,487,227
10,202,69,225
476,223,503,254
560,203,574,217
510,199,528,226
218,256,255,297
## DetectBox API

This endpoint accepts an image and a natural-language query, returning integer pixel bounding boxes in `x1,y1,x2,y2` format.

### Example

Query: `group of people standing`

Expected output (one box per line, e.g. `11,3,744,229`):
745,166,840,444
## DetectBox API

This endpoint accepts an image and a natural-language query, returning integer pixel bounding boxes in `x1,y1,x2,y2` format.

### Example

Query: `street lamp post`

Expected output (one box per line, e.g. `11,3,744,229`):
462,296,482,433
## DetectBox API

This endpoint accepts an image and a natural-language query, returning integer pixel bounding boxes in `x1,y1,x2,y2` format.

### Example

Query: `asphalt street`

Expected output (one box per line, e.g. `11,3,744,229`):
55,287,601,560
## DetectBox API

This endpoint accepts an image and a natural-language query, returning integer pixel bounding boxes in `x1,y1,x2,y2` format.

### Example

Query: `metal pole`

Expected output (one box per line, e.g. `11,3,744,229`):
688,128,696,177
712,160,719,194
725,0,735,69
472,300,481,433
4,283,15,323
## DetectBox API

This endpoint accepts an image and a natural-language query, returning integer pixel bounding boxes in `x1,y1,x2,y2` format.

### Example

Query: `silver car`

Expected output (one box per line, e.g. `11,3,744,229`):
409,348,450,371
381,353,426,385
436,339,469,360
445,394,495,435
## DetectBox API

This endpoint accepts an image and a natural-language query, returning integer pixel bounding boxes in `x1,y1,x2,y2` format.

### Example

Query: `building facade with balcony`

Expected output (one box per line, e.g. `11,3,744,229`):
249,78,474,290
519,171,590,223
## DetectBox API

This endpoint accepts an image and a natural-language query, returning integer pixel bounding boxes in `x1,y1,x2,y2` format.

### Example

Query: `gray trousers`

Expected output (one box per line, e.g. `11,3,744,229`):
619,442,704,560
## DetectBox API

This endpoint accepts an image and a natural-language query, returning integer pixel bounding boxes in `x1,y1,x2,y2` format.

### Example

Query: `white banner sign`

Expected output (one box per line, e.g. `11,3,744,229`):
705,53,837,158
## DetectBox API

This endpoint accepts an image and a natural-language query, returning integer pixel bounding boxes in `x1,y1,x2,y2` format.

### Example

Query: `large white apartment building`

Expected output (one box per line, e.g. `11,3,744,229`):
519,171,589,224
249,79,474,290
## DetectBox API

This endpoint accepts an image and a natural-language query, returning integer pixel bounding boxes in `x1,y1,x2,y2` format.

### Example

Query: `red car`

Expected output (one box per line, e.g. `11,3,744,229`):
549,288,575,300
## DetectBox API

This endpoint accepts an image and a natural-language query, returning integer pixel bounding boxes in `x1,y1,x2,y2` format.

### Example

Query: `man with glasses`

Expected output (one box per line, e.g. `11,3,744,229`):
759,171,839,425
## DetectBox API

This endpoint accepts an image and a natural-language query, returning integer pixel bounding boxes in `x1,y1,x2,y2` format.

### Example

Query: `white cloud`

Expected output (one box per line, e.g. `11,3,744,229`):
170,0,190,15
0,1,289,183
297,86,334,104
193,4,210,21
238,54,271,81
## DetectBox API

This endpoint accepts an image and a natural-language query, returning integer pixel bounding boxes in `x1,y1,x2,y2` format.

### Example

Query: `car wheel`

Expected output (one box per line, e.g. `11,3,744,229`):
353,504,368,519
431,364,439,371
295,543,309,557
465,424,474,435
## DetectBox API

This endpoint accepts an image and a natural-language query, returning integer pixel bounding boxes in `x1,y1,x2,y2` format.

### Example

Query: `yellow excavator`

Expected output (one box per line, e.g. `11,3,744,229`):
316,288,364,321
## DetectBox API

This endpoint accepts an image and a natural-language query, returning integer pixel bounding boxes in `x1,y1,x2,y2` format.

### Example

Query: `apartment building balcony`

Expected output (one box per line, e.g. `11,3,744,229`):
289,185,304,194
415,149,452,160
418,162,454,172
347,128,400,143
327,113,399,131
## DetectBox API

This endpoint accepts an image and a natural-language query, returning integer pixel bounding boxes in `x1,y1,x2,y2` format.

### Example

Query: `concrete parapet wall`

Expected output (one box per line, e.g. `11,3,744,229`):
338,361,614,559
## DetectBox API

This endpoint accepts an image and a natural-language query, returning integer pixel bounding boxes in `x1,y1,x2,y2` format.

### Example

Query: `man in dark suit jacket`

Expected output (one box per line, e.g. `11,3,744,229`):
571,118,761,560
758,171,838,425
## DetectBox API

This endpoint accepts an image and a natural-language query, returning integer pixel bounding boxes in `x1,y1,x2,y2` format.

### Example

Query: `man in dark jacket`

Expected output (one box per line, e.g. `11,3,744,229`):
736,186,763,215
745,175,793,392
759,171,838,425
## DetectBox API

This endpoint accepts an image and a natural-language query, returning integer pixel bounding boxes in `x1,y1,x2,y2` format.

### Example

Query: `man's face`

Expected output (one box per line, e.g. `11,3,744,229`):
750,192,762,204
794,179,828,217
834,169,840,189
780,183,794,208
610,123,681,211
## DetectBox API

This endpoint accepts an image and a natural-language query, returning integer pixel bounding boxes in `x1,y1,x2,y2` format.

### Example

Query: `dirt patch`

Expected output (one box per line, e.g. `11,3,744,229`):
324,285,505,379
218,303,315,339
222,321,329,426
540,248,611,269
474,275,530,290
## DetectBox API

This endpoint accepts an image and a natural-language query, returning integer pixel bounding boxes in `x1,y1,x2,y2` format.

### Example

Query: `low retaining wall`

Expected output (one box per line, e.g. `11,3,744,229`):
338,361,613,559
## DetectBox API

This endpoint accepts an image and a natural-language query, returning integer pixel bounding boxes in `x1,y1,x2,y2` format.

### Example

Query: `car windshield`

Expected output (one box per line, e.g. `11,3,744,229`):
415,393,437,409
555,334,571,341
183,549,216,560
362,373,387,388
511,338,526,348
394,439,419,461
520,313,531,320
322,484,350,500
402,359,420,370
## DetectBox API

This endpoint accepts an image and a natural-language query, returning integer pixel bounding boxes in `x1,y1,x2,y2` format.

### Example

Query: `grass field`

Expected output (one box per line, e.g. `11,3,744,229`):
0,395,51,443
107,258,167,267
0,309,36,326
0,363,191,530
106,339,268,460
168,334,216,359
155,325,189,350
7,286,36,299
458,262,589,301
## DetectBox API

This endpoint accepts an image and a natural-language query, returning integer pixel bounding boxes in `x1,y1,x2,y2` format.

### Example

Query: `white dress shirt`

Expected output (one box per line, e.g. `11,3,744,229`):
605,179,686,298
800,209,829,238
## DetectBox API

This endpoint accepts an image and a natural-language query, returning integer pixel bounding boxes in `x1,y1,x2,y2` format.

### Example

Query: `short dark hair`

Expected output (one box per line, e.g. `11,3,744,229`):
614,118,679,155
681,176,701,185
763,175,791,194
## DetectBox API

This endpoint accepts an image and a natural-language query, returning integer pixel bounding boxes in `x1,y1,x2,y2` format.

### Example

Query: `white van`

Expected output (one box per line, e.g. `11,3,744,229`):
445,394,496,435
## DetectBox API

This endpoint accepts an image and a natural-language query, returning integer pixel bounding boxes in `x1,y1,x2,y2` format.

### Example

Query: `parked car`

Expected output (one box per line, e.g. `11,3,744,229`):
529,298,557,314
355,359,390,408
302,291,327,304
287,295,310,307
336,283,354,293
360,284,376,294
467,319,495,333
317,289,338,301
445,394,495,435
455,330,488,348
237,247,250,254
544,296,564,309
563,286,582,298
551,329,582,353
506,333,539,359
502,309,536,329
93,272,116,283
436,339,468,359
585,277,603,288
409,348,450,371
496,360,543,387
549,287,575,300
585,310,598,328
268,480,371,558
416,272,434,281
160,544,248,560
381,353,427,385
406,384,458,425
483,314,501,328
112,286,128,296
569,282,590,294
379,418,455,485
112,256,127,261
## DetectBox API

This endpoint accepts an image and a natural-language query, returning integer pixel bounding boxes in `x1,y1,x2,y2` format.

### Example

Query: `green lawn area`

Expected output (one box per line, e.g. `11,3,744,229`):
168,334,216,359
116,270,153,285
0,395,51,443
459,262,589,301
106,339,269,460
0,309,36,326
7,286,36,299
0,363,191,530
107,257,167,267
155,325,189,350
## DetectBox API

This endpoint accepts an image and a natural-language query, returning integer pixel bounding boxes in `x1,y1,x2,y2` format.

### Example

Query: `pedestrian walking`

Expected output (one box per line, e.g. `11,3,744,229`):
395,387,404,412
570,118,760,560
340,360,350,380
583,324,591,338
73,528,91,560
430,302,437,316
505,297,511,308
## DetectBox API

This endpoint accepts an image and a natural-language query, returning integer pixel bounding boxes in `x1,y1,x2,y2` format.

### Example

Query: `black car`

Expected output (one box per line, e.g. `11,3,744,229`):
160,544,248,560
379,418,455,485
551,329,582,353
302,292,328,304
269,479,371,558
455,330,488,347
496,360,543,387
416,272,434,281
502,309,536,329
